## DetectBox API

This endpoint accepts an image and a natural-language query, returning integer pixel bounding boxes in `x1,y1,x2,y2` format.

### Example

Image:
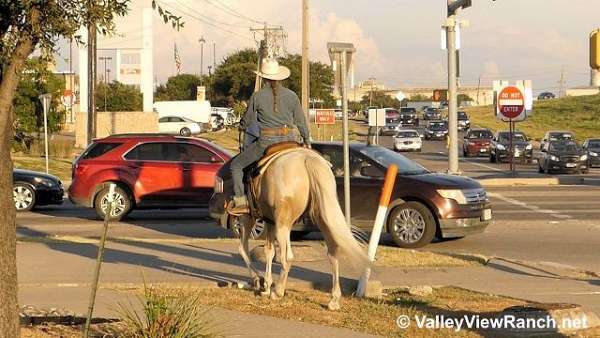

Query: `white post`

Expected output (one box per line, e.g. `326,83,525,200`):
357,164,398,297
39,94,52,174
141,7,153,112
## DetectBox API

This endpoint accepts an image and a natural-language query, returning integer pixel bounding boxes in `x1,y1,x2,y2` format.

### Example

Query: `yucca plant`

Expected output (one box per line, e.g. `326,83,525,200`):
117,284,220,338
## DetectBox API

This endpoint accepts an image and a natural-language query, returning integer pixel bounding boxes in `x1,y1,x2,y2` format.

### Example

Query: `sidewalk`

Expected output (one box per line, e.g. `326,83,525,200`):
17,237,600,334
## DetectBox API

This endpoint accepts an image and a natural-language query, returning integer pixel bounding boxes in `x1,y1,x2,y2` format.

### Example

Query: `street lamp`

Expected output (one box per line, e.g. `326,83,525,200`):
199,36,206,81
99,56,112,112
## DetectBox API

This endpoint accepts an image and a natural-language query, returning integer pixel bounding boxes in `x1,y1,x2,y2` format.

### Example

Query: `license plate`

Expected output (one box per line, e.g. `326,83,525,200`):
480,148,487,153
566,163,577,168
482,209,492,221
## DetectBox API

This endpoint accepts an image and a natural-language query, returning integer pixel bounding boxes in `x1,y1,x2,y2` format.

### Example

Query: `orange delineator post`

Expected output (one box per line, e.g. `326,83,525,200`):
356,164,398,297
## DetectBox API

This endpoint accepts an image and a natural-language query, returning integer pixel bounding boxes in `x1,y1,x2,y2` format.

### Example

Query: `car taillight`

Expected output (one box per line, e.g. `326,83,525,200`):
214,176,223,193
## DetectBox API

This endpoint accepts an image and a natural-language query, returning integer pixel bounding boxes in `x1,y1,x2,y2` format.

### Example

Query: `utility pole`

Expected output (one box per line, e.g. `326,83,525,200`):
445,0,471,175
213,42,216,70
250,25,287,92
199,36,206,82
301,0,310,121
87,1,97,145
69,38,74,124
558,69,566,97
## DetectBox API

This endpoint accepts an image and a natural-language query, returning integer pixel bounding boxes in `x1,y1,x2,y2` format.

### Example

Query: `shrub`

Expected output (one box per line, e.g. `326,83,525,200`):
118,285,219,338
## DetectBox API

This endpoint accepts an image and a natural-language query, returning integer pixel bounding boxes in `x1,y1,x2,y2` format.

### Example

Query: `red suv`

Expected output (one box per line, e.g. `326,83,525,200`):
69,134,232,220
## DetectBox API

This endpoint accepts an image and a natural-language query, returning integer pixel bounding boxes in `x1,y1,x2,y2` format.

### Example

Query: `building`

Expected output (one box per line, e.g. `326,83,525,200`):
347,79,494,106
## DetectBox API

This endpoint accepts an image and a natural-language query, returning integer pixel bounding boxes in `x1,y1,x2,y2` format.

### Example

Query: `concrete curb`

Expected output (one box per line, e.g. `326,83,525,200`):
479,177,583,187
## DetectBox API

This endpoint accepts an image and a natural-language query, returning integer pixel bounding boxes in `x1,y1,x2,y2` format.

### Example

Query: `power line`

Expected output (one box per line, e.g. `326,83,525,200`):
171,0,251,29
202,0,264,25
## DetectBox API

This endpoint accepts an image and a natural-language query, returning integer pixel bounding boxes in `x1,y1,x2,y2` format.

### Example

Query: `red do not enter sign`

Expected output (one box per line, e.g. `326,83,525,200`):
498,86,525,119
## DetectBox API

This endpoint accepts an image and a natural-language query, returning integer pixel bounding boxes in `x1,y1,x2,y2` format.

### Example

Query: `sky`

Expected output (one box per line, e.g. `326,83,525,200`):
55,0,600,95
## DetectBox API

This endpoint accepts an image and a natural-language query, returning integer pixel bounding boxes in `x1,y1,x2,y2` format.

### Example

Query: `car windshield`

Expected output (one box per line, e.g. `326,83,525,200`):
458,112,468,119
550,141,581,152
548,133,573,141
588,140,600,148
396,131,419,138
499,133,527,142
359,146,428,175
468,130,493,139
426,108,438,113
400,108,416,114
429,122,447,130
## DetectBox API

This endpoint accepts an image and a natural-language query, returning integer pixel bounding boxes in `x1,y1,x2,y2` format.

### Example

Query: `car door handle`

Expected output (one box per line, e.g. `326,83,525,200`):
182,168,192,171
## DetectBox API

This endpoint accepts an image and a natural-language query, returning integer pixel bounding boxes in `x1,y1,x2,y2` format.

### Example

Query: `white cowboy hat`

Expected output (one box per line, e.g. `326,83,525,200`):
254,58,290,81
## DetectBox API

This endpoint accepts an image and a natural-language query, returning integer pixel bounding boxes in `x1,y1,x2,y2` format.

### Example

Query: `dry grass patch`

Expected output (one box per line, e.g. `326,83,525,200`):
13,156,73,181
375,247,487,268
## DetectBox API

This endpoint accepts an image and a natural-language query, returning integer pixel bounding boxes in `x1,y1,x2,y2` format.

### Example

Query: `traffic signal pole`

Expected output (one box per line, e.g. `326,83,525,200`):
447,0,460,174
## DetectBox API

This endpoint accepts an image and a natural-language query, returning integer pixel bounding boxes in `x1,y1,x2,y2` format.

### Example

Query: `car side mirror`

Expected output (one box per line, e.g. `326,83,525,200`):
360,165,384,177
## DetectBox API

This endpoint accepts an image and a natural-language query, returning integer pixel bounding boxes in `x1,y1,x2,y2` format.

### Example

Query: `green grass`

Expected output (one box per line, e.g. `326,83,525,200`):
464,94,600,141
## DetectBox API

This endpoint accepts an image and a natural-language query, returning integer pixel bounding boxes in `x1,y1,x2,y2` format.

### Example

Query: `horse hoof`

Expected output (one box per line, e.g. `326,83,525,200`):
260,289,271,298
270,291,282,300
327,300,341,311
252,277,263,290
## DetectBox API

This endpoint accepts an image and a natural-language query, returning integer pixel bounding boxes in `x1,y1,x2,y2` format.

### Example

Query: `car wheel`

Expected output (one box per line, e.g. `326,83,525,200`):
490,153,496,163
13,183,36,212
388,201,436,248
180,127,192,137
229,216,267,240
463,149,468,158
581,168,589,174
94,185,132,221
417,148,422,153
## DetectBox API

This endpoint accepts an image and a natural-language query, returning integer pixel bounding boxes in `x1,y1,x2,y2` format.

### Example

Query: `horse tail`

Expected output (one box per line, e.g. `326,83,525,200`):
303,151,369,272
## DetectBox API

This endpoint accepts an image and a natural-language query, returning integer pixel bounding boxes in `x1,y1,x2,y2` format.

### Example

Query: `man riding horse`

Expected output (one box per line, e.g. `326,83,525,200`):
228,58,311,215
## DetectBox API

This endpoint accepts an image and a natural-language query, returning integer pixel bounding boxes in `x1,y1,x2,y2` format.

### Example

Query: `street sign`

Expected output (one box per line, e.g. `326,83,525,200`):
368,108,386,127
61,89,75,108
498,86,525,120
315,109,335,125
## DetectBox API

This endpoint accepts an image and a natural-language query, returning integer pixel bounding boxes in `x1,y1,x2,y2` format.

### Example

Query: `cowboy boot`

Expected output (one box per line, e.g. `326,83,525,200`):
227,195,250,215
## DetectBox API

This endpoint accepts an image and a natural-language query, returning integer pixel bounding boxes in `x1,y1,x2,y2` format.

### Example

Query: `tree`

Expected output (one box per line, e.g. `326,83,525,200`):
211,48,258,106
360,90,401,109
0,2,180,336
458,93,473,105
95,81,142,111
409,94,433,102
13,57,65,136
154,73,203,101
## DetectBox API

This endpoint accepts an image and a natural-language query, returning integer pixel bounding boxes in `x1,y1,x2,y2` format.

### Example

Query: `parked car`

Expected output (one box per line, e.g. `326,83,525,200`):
424,120,448,140
538,140,588,174
540,131,574,152
423,107,441,120
399,107,419,127
394,129,422,152
463,128,493,157
583,138,600,168
69,134,232,220
13,169,64,212
158,116,203,136
538,92,556,100
335,109,343,119
489,131,533,163
457,111,471,131
209,142,492,248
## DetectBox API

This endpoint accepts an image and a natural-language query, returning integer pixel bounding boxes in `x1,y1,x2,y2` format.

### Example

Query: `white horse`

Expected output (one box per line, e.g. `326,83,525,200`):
237,148,369,310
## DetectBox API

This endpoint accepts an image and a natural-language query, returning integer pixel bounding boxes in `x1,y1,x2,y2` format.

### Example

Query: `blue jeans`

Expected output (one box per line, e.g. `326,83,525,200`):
230,135,298,197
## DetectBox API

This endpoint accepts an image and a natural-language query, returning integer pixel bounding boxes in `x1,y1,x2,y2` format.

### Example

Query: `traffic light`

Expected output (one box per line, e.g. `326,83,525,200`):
591,29,600,70
447,0,472,17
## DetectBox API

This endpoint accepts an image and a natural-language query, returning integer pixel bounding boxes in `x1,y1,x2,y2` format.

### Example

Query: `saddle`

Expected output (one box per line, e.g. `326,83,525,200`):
244,141,303,218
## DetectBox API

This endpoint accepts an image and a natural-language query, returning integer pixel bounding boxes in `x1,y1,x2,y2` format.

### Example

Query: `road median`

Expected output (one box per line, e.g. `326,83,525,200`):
479,176,584,187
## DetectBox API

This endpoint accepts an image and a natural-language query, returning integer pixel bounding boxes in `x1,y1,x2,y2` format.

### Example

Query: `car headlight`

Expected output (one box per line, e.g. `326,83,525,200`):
590,151,598,157
580,154,588,161
496,144,506,150
214,176,224,193
549,155,559,161
34,177,56,187
437,189,468,204
526,144,532,150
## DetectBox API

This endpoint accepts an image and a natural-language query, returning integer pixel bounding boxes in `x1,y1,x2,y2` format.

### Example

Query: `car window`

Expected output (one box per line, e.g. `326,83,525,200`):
458,112,468,118
429,122,447,130
170,117,184,123
499,133,526,142
468,130,492,139
549,133,572,141
81,142,124,159
158,117,169,123
396,131,419,138
177,143,220,163
125,142,168,161
550,141,580,152
359,146,428,175
588,140,600,148
318,146,344,177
